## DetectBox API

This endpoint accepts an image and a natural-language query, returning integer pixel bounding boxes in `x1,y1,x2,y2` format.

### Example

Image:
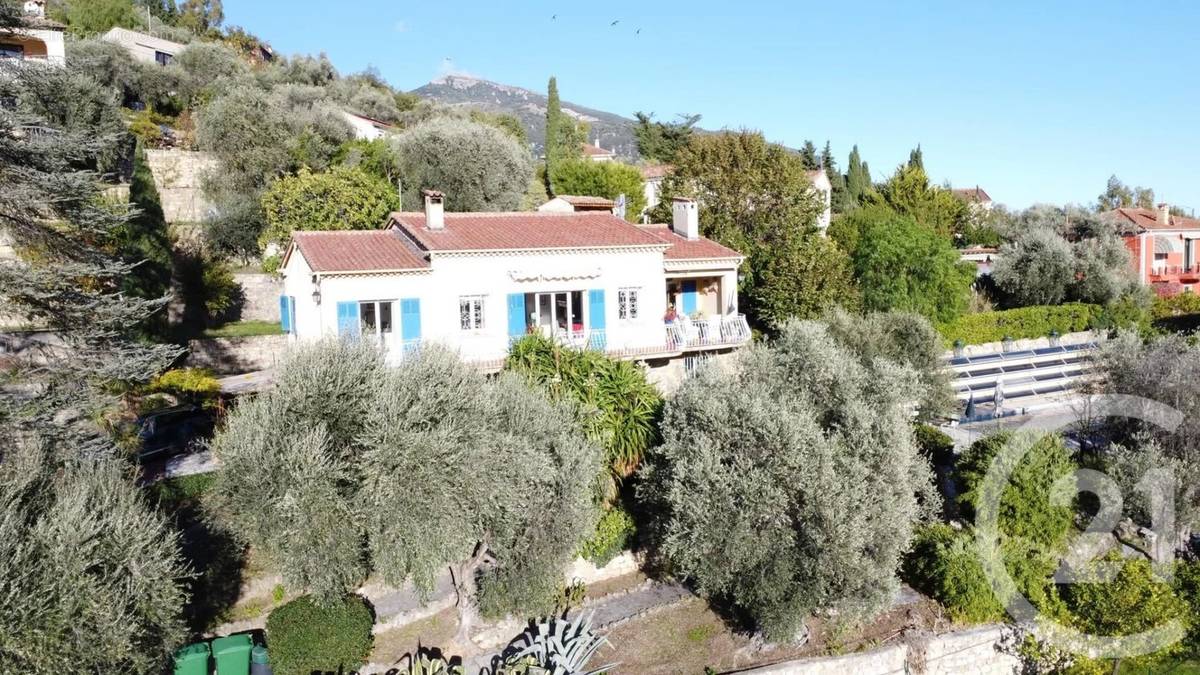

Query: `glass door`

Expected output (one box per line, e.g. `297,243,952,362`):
532,291,585,338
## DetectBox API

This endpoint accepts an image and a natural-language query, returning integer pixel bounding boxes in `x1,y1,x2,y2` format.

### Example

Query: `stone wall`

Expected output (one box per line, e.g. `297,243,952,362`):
144,149,218,224
234,273,283,322
186,335,287,375
735,625,1018,675
946,330,1099,359
645,349,741,395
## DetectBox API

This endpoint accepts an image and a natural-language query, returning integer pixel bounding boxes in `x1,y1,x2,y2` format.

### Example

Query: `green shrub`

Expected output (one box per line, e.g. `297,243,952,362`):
955,433,1076,547
903,524,1005,623
915,424,955,466
937,303,1101,346
149,368,221,407
201,260,242,322
578,505,636,566
265,595,374,675
1152,293,1200,334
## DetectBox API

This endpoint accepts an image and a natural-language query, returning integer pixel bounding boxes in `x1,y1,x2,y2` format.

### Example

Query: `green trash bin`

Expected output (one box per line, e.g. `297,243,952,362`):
173,642,211,675
212,634,254,675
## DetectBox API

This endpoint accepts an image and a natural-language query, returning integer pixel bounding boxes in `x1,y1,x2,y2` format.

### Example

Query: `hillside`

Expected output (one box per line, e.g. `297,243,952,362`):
410,75,639,159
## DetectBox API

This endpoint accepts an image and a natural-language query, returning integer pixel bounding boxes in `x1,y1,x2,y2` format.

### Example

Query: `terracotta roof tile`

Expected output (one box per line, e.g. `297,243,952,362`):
640,164,673,179
291,230,429,273
389,212,667,251
952,187,992,203
557,195,616,209
1107,207,1200,232
641,226,743,260
582,144,614,157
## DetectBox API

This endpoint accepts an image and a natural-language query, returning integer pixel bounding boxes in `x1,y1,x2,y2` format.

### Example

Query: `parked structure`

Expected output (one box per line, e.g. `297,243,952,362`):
0,1,64,66
279,192,749,374
1110,204,1200,293
101,27,185,66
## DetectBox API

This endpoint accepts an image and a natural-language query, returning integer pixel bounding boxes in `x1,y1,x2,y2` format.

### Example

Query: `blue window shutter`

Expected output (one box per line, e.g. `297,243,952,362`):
682,280,698,315
507,293,526,338
400,298,421,341
336,301,359,336
588,290,607,350
279,295,291,333
287,296,296,335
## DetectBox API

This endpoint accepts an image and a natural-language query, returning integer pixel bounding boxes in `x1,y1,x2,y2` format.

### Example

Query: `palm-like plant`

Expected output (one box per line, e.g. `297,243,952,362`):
489,613,616,675
401,649,463,675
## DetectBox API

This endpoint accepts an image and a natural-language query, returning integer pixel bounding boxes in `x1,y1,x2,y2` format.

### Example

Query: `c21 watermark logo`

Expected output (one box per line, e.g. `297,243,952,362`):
973,394,1188,659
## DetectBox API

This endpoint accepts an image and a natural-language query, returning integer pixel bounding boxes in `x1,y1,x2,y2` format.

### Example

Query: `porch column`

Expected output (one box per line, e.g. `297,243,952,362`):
721,270,739,315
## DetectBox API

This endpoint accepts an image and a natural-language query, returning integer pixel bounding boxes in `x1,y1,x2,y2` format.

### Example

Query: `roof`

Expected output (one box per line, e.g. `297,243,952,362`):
641,226,743,261
101,27,185,55
640,164,673,180
952,186,992,203
1107,207,1200,232
388,211,667,252
555,195,616,209
960,246,999,255
582,143,615,158
16,15,64,30
289,230,429,273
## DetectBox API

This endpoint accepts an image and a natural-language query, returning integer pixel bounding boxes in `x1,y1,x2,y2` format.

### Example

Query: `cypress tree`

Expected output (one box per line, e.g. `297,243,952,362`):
846,145,872,208
907,144,924,171
799,140,819,170
544,76,562,182
820,140,849,214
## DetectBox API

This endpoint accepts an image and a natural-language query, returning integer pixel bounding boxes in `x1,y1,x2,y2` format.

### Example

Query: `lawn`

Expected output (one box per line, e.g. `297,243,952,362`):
201,320,283,338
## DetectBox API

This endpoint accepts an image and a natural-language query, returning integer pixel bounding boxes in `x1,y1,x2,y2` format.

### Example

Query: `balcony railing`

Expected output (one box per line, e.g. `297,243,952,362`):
666,314,752,350
1150,265,1200,278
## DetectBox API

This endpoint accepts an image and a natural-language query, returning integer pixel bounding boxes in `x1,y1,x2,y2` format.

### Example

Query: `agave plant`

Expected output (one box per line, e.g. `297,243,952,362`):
401,648,463,675
490,613,616,675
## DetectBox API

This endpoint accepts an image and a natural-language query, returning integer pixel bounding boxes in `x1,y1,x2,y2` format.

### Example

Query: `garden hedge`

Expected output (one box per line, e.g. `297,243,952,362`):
265,595,373,675
937,303,1102,347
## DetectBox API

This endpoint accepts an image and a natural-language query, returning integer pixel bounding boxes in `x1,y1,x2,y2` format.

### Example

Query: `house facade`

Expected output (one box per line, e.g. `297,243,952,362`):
537,195,617,214
279,192,749,374
807,168,833,233
340,111,395,141
952,186,994,211
101,27,185,66
0,1,64,66
1110,204,1200,293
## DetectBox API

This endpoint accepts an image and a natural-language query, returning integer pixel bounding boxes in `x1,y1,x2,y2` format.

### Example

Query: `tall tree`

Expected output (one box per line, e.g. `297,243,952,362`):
1134,186,1156,210
751,230,859,325
798,139,820,170
548,158,646,221
870,164,966,239
632,111,700,164
259,166,399,250
651,131,824,327
845,144,872,207
544,76,563,177
53,0,140,35
907,144,924,171
1097,175,1135,211
178,0,222,33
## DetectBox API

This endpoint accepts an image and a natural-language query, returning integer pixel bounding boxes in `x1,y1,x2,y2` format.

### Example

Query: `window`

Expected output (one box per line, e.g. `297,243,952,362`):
0,43,24,60
618,288,639,320
459,295,485,330
525,290,585,333
154,50,173,66
359,300,393,339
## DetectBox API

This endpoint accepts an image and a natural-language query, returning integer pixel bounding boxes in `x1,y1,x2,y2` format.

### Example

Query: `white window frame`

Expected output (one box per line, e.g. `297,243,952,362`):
358,300,394,341
618,287,640,321
459,295,486,331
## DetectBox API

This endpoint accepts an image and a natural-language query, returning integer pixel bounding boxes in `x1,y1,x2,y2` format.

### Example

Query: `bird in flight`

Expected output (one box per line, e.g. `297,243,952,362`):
610,20,620,26
635,28,641,34
551,14,556,20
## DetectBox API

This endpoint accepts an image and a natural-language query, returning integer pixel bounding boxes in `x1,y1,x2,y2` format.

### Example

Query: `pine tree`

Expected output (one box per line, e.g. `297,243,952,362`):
799,140,820,170
846,145,873,208
908,144,924,171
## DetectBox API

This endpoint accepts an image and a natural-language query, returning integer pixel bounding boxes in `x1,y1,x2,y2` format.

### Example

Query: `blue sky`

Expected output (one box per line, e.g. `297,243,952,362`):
224,1,1200,211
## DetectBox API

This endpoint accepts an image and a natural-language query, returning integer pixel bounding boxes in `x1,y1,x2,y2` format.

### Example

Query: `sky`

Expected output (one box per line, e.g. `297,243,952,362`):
224,1,1200,211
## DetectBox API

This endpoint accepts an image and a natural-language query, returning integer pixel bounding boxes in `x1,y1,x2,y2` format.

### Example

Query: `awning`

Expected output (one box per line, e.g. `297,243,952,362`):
1155,236,1182,254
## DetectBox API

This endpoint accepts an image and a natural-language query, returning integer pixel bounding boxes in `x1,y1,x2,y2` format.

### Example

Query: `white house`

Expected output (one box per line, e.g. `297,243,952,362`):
0,1,64,66
537,195,616,214
340,111,396,141
640,164,672,217
101,27,185,66
807,168,833,233
279,192,749,374
582,140,615,162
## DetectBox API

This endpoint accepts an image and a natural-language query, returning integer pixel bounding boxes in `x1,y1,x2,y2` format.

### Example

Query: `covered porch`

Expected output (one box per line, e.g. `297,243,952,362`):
663,269,747,351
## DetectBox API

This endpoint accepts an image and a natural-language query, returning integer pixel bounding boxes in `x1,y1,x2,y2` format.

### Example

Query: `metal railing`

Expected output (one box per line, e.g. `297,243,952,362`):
666,314,752,350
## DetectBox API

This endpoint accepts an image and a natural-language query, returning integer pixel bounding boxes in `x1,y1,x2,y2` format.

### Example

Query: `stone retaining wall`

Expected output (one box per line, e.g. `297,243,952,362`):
945,329,1099,359
734,625,1017,675
187,335,287,375
144,149,217,223
233,273,283,322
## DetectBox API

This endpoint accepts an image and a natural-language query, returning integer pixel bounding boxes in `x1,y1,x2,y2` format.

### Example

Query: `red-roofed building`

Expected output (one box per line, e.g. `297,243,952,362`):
581,140,616,162
280,191,748,377
952,186,994,211
1109,204,1200,293
536,195,618,214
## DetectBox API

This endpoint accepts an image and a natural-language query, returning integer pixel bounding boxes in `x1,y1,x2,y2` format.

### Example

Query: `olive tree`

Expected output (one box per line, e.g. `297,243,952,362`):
0,433,188,674
639,319,936,641
392,117,536,212
991,227,1076,306
210,341,601,637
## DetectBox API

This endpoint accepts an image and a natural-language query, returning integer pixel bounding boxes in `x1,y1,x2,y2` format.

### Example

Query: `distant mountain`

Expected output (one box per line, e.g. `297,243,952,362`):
409,75,639,159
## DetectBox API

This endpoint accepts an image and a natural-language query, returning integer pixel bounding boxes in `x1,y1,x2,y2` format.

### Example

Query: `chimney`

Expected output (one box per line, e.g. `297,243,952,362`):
672,198,699,241
1158,203,1171,226
423,189,445,230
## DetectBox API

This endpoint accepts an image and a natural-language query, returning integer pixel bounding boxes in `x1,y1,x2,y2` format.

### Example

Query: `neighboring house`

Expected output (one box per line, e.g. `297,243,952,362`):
960,246,999,276
807,168,832,233
952,186,994,211
0,1,64,67
582,140,615,162
1109,204,1200,293
101,27,185,66
279,192,750,376
340,110,395,141
537,195,616,214
641,164,672,217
